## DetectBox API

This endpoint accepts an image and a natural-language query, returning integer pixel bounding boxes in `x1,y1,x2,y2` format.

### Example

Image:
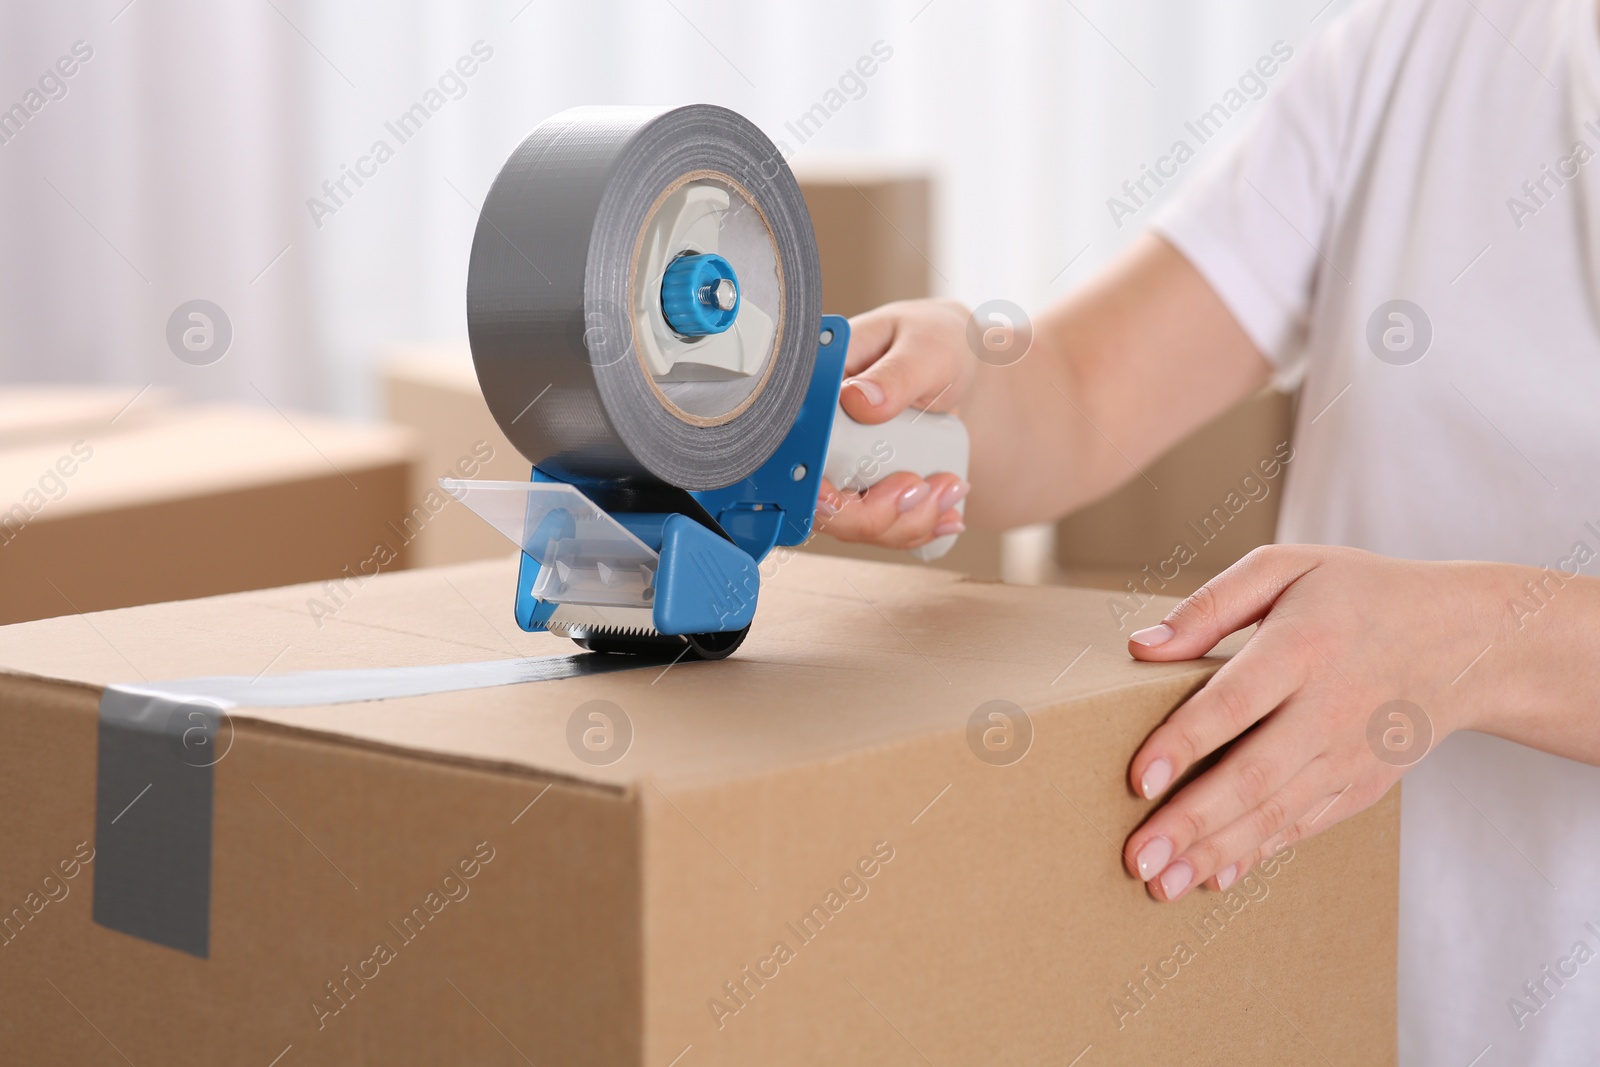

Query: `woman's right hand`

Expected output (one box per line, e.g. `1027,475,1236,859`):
815,235,1274,547
817,298,978,550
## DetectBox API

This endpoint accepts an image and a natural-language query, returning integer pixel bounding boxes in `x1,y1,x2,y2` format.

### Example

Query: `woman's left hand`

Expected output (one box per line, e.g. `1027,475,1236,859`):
1120,544,1514,900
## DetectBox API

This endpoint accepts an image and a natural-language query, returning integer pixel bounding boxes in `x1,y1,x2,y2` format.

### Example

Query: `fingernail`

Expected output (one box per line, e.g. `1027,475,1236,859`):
844,377,885,407
1159,860,1193,899
1130,623,1174,647
1135,836,1173,881
897,482,931,513
817,492,841,516
1140,757,1173,799
932,519,966,537
936,480,970,511
1216,863,1238,891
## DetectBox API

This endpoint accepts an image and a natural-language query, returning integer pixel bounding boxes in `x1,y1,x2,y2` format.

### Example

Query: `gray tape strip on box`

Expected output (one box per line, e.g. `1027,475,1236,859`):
94,688,218,958
92,651,649,957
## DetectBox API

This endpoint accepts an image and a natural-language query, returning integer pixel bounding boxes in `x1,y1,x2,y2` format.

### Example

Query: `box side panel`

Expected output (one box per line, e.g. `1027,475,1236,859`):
0,462,409,625
642,672,1397,1066
0,678,642,1066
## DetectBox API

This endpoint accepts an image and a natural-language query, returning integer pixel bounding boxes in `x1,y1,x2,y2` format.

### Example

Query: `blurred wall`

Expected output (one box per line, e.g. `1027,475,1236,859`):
0,0,1350,415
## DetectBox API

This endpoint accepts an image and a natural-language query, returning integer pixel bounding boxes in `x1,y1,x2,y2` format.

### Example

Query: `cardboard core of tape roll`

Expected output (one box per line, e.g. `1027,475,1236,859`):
627,168,788,430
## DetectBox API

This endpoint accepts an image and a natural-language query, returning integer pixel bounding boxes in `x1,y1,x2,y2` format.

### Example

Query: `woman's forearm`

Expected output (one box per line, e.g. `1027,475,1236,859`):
1469,561,1600,763
961,233,1272,530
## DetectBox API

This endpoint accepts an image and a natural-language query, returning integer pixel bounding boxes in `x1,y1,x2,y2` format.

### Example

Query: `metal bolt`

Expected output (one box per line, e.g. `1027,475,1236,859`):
712,278,737,311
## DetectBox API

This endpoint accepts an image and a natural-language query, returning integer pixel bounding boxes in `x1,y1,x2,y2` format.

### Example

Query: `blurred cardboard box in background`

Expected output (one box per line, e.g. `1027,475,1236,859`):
382,345,524,567
788,162,932,317
0,389,416,625
1056,389,1296,599
0,385,174,448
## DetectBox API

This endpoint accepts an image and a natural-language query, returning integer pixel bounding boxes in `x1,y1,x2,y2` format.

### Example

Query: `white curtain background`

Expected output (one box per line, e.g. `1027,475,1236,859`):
0,0,1349,415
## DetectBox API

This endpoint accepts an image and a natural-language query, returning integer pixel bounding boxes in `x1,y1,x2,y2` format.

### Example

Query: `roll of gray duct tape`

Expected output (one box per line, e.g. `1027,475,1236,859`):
467,104,821,492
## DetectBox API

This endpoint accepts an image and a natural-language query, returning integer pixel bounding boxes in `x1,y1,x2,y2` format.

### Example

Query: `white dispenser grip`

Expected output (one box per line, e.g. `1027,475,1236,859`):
822,406,970,562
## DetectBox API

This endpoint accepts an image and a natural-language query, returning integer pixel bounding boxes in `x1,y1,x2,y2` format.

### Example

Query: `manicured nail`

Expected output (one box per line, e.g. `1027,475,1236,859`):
1135,836,1173,881
897,482,931,513
936,480,970,511
1216,864,1238,891
1140,757,1173,799
1159,860,1193,899
932,519,966,537
1130,623,1174,647
844,377,885,407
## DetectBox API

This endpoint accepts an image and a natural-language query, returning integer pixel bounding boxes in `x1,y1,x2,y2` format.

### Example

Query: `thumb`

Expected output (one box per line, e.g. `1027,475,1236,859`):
1127,547,1317,661
840,315,968,426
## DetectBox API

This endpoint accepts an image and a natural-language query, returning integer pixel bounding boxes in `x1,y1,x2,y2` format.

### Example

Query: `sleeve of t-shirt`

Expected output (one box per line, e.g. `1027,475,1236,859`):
1152,0,1388,385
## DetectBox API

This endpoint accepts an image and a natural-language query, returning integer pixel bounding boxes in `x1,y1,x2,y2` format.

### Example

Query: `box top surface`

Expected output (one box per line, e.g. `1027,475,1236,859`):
0,404,415,518
0,552,1222,791
789,156,933,185
381,343,476,392
0,384,173,446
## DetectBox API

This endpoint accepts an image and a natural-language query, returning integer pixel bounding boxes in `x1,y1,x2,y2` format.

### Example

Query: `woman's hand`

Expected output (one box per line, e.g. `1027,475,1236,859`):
815,237,1278,545
816,299,977,550
1121,544,1520,901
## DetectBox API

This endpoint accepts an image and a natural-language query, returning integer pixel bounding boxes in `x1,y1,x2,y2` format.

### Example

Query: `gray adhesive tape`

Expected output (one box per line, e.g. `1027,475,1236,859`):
467,104,821,491
94,689,218,958
92,651,646,957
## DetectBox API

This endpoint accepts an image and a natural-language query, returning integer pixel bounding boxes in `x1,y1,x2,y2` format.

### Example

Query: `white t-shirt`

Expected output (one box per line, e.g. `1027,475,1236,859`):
1154,0,1600,1063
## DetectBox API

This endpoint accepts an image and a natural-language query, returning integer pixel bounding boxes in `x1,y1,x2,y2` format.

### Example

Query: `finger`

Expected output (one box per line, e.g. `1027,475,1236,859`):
843,305,902,376
1127,545,1321,661
1206,785,1351,891
874,491,965,548
815,478,846,520
819,471,966,549
1151,765,1336,901
818,471,923,544
1123,710,1313,890
864,471,966,549
1216,776,1380,889
841,330,967,427
1129,625,1309,800
820,471,967,516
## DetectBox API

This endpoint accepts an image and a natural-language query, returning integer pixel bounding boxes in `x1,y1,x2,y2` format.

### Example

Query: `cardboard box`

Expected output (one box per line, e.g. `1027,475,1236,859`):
0,401,416,625
0,553,1396,1065
1057,388,1296,597
792,164,933,318
0,385,170,448
382,346,525,567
